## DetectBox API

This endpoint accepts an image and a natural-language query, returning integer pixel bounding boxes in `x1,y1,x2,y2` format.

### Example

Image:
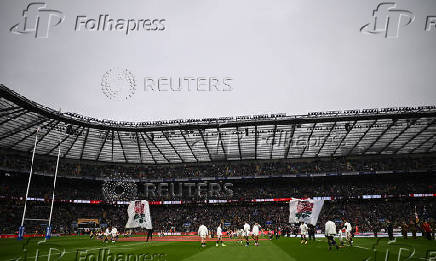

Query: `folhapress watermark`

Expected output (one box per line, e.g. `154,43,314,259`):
13,242,167,261
75,15,165,35
13,238,66,261
361,2,436,38
365,238,417,261
76,249,167,261
360,3,414,38
10,3,65,38
10,2,167,38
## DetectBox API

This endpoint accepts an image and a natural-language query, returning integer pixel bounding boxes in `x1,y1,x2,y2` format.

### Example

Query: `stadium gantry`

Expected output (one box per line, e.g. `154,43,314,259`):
1,84,436,164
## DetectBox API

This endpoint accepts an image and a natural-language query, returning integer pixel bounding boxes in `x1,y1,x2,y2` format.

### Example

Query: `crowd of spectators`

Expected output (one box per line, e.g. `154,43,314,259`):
1,150,435,237
1,171,435,201
1,198,434,236
1,150,435,180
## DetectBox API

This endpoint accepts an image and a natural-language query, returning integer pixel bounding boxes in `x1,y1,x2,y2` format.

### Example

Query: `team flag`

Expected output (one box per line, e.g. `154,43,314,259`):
289,198,324,225
125,200,152,229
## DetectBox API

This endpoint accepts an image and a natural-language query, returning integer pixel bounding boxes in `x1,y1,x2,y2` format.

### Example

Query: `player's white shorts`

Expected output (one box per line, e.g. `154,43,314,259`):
243,231,250,237
345,231,352,238
301,232,308,236
252,231,259,236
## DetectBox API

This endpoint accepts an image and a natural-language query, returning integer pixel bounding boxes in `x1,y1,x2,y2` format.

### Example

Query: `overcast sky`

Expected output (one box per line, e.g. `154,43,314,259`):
1,0,435,122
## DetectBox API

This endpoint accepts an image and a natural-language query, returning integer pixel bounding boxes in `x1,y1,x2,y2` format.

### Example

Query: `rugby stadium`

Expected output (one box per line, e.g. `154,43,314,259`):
1,0,436,260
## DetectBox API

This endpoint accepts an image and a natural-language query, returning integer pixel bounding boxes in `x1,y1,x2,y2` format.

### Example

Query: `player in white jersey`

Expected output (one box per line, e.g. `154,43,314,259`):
104,226,111,243
111,227,118,243
343,220,353,246
251,223,261,246
198,224,208,247
325,220,339,250
299,222,308,245
338,226,346,247
243,222,251,246
216,224,226,247
236,229,244,244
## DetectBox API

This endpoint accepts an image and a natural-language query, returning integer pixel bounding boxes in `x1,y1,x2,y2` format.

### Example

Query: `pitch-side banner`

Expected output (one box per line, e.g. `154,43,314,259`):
289,198,324,225
125,200,152,229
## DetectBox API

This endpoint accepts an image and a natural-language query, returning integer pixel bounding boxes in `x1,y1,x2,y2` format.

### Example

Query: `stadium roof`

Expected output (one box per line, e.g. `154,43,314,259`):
1,84,436,164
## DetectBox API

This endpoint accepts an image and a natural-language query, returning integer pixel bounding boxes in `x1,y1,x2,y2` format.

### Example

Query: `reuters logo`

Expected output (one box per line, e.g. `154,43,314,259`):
101,67,136,100
102,172,137,202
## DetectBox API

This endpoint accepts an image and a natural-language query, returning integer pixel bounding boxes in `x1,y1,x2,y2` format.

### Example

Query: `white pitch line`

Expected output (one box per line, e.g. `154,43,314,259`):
353,245,370,250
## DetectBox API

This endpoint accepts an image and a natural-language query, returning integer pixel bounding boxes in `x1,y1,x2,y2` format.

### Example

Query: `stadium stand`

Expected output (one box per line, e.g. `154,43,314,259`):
0,85,435,239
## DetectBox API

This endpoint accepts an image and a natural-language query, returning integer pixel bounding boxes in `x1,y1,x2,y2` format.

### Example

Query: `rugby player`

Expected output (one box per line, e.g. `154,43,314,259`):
325,220,339,250
111,226,118,243
243,222,251,246
104,226,111,243
216,223,226,247
344,220,353,246
237,228,244,244
198,224,208,247
299,222,308,245
252,222,261,246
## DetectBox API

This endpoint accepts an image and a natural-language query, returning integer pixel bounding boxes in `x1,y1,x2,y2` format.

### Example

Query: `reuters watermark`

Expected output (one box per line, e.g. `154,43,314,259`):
101,179,234,202
144,182,233,198
101,68,233,100
144,77,233,92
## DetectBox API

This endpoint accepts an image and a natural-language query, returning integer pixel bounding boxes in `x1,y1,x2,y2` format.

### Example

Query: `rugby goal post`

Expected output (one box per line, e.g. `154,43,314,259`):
18,128,62,241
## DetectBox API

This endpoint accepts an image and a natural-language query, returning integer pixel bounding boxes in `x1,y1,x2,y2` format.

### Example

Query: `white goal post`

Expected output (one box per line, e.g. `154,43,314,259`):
18,127,62,241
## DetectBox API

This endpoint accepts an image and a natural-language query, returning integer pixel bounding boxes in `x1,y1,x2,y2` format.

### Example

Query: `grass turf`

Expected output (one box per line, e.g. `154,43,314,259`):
0,236,435,261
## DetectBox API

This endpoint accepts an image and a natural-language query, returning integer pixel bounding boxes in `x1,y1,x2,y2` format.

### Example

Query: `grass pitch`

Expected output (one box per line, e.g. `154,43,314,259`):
0,236,435,261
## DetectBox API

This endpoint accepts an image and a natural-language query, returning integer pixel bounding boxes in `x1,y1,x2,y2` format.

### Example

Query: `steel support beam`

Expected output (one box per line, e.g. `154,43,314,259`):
139,132,157,164
117,131,128,163
144,132,170,163
199,129,213,161
180,130,198,162
163,131,184,162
